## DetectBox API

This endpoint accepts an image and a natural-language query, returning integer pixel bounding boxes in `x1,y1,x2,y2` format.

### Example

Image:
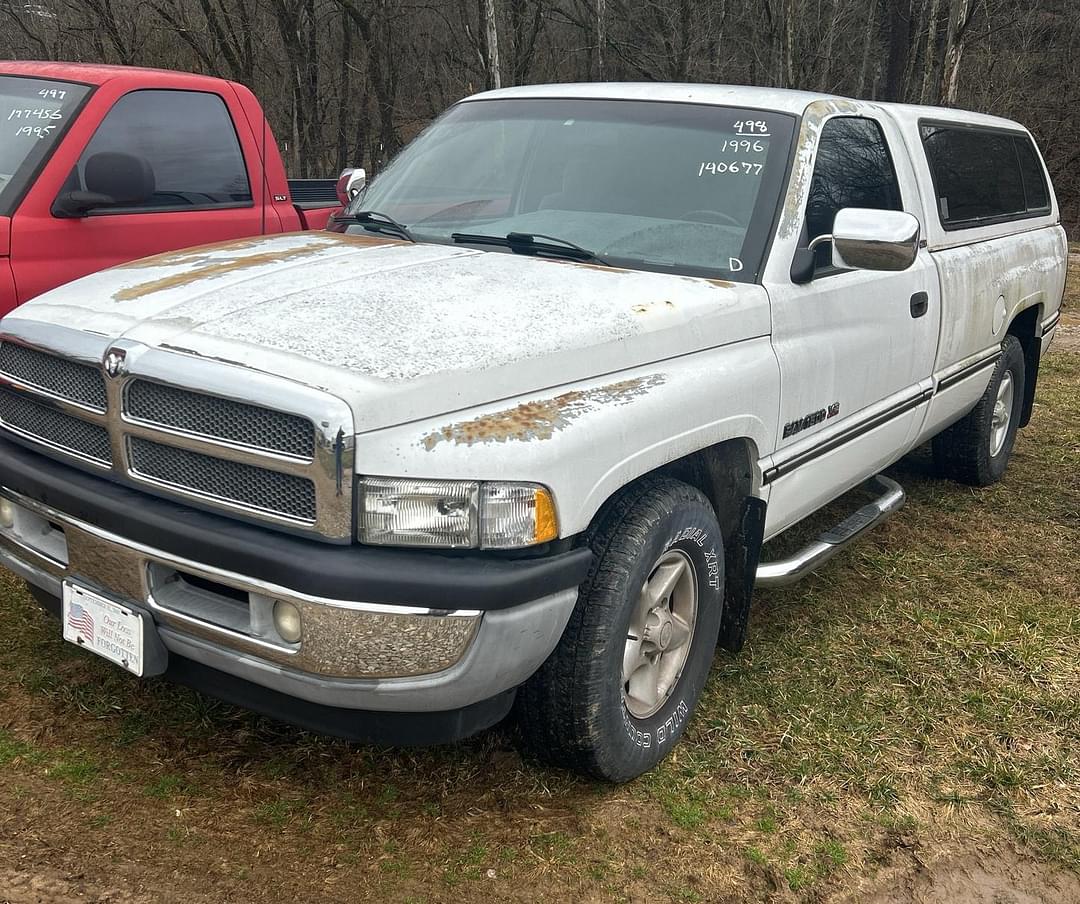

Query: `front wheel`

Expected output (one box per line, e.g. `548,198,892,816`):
932,334,1026,487
517,478,724,783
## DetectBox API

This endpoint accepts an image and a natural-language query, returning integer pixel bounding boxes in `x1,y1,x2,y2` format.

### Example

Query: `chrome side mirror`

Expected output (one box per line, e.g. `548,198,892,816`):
336,167,366,206
809,208,921,272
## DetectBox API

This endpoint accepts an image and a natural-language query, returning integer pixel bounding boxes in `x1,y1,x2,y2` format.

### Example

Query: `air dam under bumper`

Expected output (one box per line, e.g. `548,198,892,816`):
0,437,589,738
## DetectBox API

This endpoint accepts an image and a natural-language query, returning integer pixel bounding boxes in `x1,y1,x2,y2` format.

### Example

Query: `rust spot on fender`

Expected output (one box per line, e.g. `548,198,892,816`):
112,233,396,301
422,374,666,450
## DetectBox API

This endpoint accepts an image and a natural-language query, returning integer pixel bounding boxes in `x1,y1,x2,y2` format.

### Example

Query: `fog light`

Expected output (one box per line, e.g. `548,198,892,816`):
273,600,302,643
0,498,15,530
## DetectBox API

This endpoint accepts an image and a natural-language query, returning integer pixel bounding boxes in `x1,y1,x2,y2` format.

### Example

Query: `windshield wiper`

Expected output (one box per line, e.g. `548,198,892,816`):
338,210,415,242
451,231,608,265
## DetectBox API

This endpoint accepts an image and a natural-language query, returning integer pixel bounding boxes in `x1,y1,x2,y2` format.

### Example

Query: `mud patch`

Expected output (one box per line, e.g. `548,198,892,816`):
421,374,665,449
112,233,395,301
854,845,1080,904
1052,311,1080,355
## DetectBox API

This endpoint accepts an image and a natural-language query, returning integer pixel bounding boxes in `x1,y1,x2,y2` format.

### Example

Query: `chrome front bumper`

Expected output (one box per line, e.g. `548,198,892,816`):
0,487,578,712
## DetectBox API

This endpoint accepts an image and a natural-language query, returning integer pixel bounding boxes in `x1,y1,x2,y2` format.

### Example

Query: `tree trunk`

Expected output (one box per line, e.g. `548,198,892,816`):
337,4,353,173
939,0,973,105
903,0,928,102
857,0,880,98
484,0,502,88
819,0,840,92
782,0,797,88
882,0,912,101
596,0,605,79
919,0,943,103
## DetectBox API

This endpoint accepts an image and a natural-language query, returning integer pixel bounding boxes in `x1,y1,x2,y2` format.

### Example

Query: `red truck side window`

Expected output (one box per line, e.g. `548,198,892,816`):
72,90,252,212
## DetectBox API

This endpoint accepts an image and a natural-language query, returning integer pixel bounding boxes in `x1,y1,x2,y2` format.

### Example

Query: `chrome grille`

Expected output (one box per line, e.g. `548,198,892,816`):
0,332,353,539
0,389,113,464
0,342,107,410
128,437,317,523
125,379,314,458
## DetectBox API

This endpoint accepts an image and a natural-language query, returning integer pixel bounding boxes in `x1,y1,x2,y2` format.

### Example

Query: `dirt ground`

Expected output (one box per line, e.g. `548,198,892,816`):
0,846,1077,904
1055,254,1080,353
856,847,1080,904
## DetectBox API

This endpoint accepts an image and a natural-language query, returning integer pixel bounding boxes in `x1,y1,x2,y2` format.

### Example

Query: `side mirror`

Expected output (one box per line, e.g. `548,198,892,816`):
336,167,366,206
52,151,155,218
53,190,120,218
811,208,921,272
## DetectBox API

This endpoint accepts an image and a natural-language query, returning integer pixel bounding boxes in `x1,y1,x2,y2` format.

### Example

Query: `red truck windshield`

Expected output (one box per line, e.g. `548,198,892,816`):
0,76,91,216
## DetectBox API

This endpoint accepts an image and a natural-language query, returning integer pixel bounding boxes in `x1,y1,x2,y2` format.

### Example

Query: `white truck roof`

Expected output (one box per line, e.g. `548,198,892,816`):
468,82,1028,133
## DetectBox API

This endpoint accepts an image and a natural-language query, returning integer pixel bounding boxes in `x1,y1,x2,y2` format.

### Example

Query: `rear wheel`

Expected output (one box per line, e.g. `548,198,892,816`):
932,335,1025,487
517,478,724,783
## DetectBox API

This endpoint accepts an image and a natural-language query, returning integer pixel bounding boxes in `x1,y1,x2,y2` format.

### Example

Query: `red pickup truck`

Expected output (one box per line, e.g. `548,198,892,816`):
0,62,342,316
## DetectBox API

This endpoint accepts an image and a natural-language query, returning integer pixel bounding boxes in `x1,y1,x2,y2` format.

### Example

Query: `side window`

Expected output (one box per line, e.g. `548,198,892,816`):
920,125,1049,228
74,90,252,211
1015,138,1050,212
806,117,903,267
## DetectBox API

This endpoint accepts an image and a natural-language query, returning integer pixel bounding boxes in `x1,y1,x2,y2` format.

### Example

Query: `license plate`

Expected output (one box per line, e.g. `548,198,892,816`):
62,581,145,677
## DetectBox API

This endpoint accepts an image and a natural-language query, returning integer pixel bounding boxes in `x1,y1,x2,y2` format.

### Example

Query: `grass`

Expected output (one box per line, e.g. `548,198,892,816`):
1064,244,1079,309
1,348,1079,901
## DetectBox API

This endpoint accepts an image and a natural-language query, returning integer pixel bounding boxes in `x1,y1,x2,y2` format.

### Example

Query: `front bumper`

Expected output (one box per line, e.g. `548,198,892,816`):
0,437,588,719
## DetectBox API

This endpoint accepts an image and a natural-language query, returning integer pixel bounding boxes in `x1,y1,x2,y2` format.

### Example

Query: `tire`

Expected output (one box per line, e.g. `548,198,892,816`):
517,477,724,783
932,334,1026,487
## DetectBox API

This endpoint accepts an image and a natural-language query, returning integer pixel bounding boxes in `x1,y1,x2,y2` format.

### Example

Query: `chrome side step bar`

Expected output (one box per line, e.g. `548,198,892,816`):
755,475,905,588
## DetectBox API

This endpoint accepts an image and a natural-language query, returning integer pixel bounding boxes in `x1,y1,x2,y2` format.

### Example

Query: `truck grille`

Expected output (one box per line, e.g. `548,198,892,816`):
125,380,314,458
0,342,107,410
128,437,316,521
0,389,113,464
0,339,352,538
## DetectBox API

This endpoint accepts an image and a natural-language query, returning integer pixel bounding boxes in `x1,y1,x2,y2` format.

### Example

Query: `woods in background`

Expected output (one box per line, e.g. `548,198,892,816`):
3,0,1078,230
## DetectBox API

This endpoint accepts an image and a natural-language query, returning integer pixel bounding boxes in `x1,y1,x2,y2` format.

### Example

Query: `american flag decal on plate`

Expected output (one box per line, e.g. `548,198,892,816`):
67,600,95,642
62,582,146,676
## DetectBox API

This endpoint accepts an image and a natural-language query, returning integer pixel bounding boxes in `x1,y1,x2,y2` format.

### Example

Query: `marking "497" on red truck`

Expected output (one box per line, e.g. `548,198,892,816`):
0,62,344,316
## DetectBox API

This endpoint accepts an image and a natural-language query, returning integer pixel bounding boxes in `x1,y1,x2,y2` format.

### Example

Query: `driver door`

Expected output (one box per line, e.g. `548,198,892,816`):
11,88,264,302
762,114,941,537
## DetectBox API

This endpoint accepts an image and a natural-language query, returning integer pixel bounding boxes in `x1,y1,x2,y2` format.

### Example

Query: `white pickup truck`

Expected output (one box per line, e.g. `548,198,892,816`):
0,84,1066,782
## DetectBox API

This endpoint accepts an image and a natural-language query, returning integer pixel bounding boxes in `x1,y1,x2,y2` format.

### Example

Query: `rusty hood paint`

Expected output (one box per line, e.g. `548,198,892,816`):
4,231,771,432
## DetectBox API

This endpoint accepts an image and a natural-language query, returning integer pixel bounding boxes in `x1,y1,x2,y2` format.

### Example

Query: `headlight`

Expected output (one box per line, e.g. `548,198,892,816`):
357,477,558,549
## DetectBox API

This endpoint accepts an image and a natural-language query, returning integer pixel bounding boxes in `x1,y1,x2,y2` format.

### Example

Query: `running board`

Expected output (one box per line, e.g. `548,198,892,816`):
755,475,905,588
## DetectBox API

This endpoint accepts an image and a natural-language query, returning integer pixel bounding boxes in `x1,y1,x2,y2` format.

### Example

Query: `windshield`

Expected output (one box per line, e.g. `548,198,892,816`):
345,98,796,282
0,76,91,216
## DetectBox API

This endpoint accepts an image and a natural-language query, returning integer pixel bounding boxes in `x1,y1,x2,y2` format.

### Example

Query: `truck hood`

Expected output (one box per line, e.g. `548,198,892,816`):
5,231,770,432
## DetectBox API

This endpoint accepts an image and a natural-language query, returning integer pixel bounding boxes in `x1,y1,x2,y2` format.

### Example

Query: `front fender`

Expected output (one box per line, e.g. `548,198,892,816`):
352,337,780,536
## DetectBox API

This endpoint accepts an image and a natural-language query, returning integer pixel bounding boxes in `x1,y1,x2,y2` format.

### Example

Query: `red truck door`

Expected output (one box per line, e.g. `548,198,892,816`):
0,217,14,316
11,86,270,301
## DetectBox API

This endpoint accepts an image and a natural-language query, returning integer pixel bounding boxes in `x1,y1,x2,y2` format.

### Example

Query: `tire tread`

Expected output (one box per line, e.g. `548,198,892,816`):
932,335,1025,487
517,477,717,778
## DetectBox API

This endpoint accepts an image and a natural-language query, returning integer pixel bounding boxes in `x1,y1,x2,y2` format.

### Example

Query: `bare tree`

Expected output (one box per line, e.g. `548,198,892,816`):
939,0,974,104
0,0,1077,232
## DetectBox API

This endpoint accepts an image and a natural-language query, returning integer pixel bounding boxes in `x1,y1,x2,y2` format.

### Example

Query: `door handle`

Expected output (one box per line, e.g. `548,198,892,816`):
910,292,929,318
